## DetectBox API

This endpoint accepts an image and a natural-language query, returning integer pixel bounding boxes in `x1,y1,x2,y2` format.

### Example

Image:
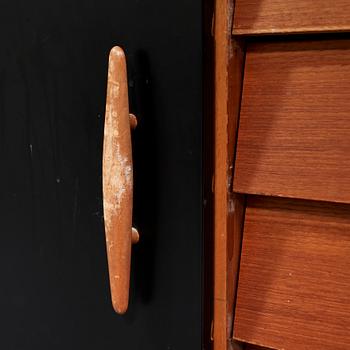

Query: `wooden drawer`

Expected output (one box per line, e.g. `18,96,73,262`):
234,196,350,350
233,40,350,204
233,0,350,35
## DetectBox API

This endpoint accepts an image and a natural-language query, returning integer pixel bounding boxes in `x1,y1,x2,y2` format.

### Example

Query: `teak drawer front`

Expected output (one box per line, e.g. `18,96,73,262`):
233,40,350,204
233,0,350,35
234,196,350,350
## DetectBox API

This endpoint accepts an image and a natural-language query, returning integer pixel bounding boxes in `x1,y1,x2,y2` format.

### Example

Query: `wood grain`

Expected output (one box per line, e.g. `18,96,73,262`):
234,196,350,350
233,40,350,204
232,0,350,35
213,0,246,349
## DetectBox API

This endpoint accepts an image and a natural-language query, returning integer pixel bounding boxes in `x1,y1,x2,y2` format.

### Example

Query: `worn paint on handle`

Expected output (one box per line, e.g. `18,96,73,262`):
103,46,138,314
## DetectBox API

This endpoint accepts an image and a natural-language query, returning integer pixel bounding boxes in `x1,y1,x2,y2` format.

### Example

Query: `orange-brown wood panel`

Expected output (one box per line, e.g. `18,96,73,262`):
233,40,350,204
232,0,350,35
213,0,246,349
234,196,350,350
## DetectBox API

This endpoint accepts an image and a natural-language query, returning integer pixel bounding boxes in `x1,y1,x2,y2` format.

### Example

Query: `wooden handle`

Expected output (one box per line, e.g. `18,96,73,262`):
102,46,139,314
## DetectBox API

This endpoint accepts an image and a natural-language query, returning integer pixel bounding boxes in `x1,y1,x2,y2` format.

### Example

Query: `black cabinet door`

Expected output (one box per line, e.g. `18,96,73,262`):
0,1,204,349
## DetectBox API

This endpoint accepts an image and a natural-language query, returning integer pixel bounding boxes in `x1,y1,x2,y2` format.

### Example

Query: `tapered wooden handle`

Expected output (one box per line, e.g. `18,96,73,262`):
102,46,139,314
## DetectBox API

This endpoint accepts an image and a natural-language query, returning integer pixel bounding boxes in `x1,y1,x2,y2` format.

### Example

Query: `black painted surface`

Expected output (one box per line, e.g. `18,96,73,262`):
0,1,203,349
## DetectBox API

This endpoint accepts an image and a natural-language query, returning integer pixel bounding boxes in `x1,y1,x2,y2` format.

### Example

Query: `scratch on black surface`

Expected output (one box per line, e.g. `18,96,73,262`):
29,143,33,158
18,58,37,245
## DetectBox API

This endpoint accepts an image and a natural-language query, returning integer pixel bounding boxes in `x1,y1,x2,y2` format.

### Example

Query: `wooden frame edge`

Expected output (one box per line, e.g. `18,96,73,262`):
213,0,246,349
